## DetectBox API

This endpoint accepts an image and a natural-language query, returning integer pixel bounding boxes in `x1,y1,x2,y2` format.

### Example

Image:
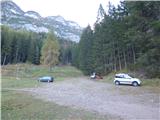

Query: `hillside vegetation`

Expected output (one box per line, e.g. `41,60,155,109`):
75,1,160,78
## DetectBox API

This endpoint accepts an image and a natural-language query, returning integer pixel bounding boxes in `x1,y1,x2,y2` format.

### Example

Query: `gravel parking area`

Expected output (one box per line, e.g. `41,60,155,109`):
23,77,160,120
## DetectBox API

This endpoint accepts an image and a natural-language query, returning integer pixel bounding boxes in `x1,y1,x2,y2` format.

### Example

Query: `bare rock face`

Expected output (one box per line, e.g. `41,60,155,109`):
1,1,82,42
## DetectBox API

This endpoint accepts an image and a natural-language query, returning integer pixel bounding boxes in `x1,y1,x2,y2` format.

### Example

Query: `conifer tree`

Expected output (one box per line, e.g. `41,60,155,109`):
96,4,106,23
79,25,94,75
40,32,60,70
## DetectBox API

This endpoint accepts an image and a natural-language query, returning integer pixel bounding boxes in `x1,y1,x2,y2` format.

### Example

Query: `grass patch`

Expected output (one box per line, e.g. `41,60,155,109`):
2,64,83,88
2,64,83,78
141,78,160,87
2,76,40,89
1,90,110,120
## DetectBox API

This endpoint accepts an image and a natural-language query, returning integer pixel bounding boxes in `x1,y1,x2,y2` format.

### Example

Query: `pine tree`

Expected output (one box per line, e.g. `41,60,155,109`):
71,44,80,67
79,25,94,75
96,4,106,23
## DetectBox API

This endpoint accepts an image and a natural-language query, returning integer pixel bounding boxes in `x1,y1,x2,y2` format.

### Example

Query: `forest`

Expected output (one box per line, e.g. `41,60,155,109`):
75,1,160,78
1,26,75,66
1,1,160,78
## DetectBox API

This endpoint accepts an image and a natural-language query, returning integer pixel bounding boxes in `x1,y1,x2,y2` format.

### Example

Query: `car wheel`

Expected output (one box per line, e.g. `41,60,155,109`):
115,81,120,85
132,81,138,87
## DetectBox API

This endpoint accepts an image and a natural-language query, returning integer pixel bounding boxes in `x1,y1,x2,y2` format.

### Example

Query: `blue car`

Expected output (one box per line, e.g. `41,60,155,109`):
38,76,54,82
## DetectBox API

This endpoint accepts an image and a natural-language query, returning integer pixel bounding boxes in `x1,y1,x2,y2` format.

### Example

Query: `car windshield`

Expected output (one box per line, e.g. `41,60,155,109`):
115,73,133,78
128,74,135,78
124,75,132,78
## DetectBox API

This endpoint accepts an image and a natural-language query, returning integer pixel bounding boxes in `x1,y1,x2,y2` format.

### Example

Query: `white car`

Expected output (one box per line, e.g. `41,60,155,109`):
114,73,141,86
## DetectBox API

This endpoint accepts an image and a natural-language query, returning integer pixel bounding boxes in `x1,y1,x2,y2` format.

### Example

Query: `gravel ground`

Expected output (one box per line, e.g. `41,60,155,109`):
23,77,160,120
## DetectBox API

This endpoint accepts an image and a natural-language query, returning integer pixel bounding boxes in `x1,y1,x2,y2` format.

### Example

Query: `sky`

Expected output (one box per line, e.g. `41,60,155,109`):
12,0,120,27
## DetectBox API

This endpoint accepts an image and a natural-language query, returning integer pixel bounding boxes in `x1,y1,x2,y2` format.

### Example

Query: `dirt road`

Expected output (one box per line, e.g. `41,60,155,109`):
24,77,160,120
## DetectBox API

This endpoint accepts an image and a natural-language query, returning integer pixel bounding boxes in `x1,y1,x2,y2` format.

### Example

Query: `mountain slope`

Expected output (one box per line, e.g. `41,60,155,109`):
1,1,82,42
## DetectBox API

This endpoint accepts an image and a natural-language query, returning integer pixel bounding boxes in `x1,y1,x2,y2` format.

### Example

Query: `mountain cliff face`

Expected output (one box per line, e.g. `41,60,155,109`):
1,1,82,42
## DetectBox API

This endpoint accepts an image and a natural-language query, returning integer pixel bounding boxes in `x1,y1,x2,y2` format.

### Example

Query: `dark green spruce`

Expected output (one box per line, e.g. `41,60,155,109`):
76,1,160,78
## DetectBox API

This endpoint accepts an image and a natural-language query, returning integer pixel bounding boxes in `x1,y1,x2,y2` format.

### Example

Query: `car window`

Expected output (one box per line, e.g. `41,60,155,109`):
126,76,132,78
115,75,124,78
43,77,50,79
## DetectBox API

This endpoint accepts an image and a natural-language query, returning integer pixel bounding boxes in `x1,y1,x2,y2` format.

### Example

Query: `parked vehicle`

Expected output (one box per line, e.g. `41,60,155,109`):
38,76,54,82
90,72,103,79
114,73,141,86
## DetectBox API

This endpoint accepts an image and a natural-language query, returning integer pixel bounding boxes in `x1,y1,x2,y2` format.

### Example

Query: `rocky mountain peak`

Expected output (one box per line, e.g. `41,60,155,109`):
1,0,24,15
24,11,41,19
1,0,82,42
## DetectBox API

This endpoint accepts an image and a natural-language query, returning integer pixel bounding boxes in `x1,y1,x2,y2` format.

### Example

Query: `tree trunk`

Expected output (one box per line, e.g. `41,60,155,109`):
114,53,117,72
2,54,7,66
113,41,117,72
131,45,136,64
110,53,113,71
15,48,19,63
123,50,127,69
103,53,107,74
118,48,122,71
